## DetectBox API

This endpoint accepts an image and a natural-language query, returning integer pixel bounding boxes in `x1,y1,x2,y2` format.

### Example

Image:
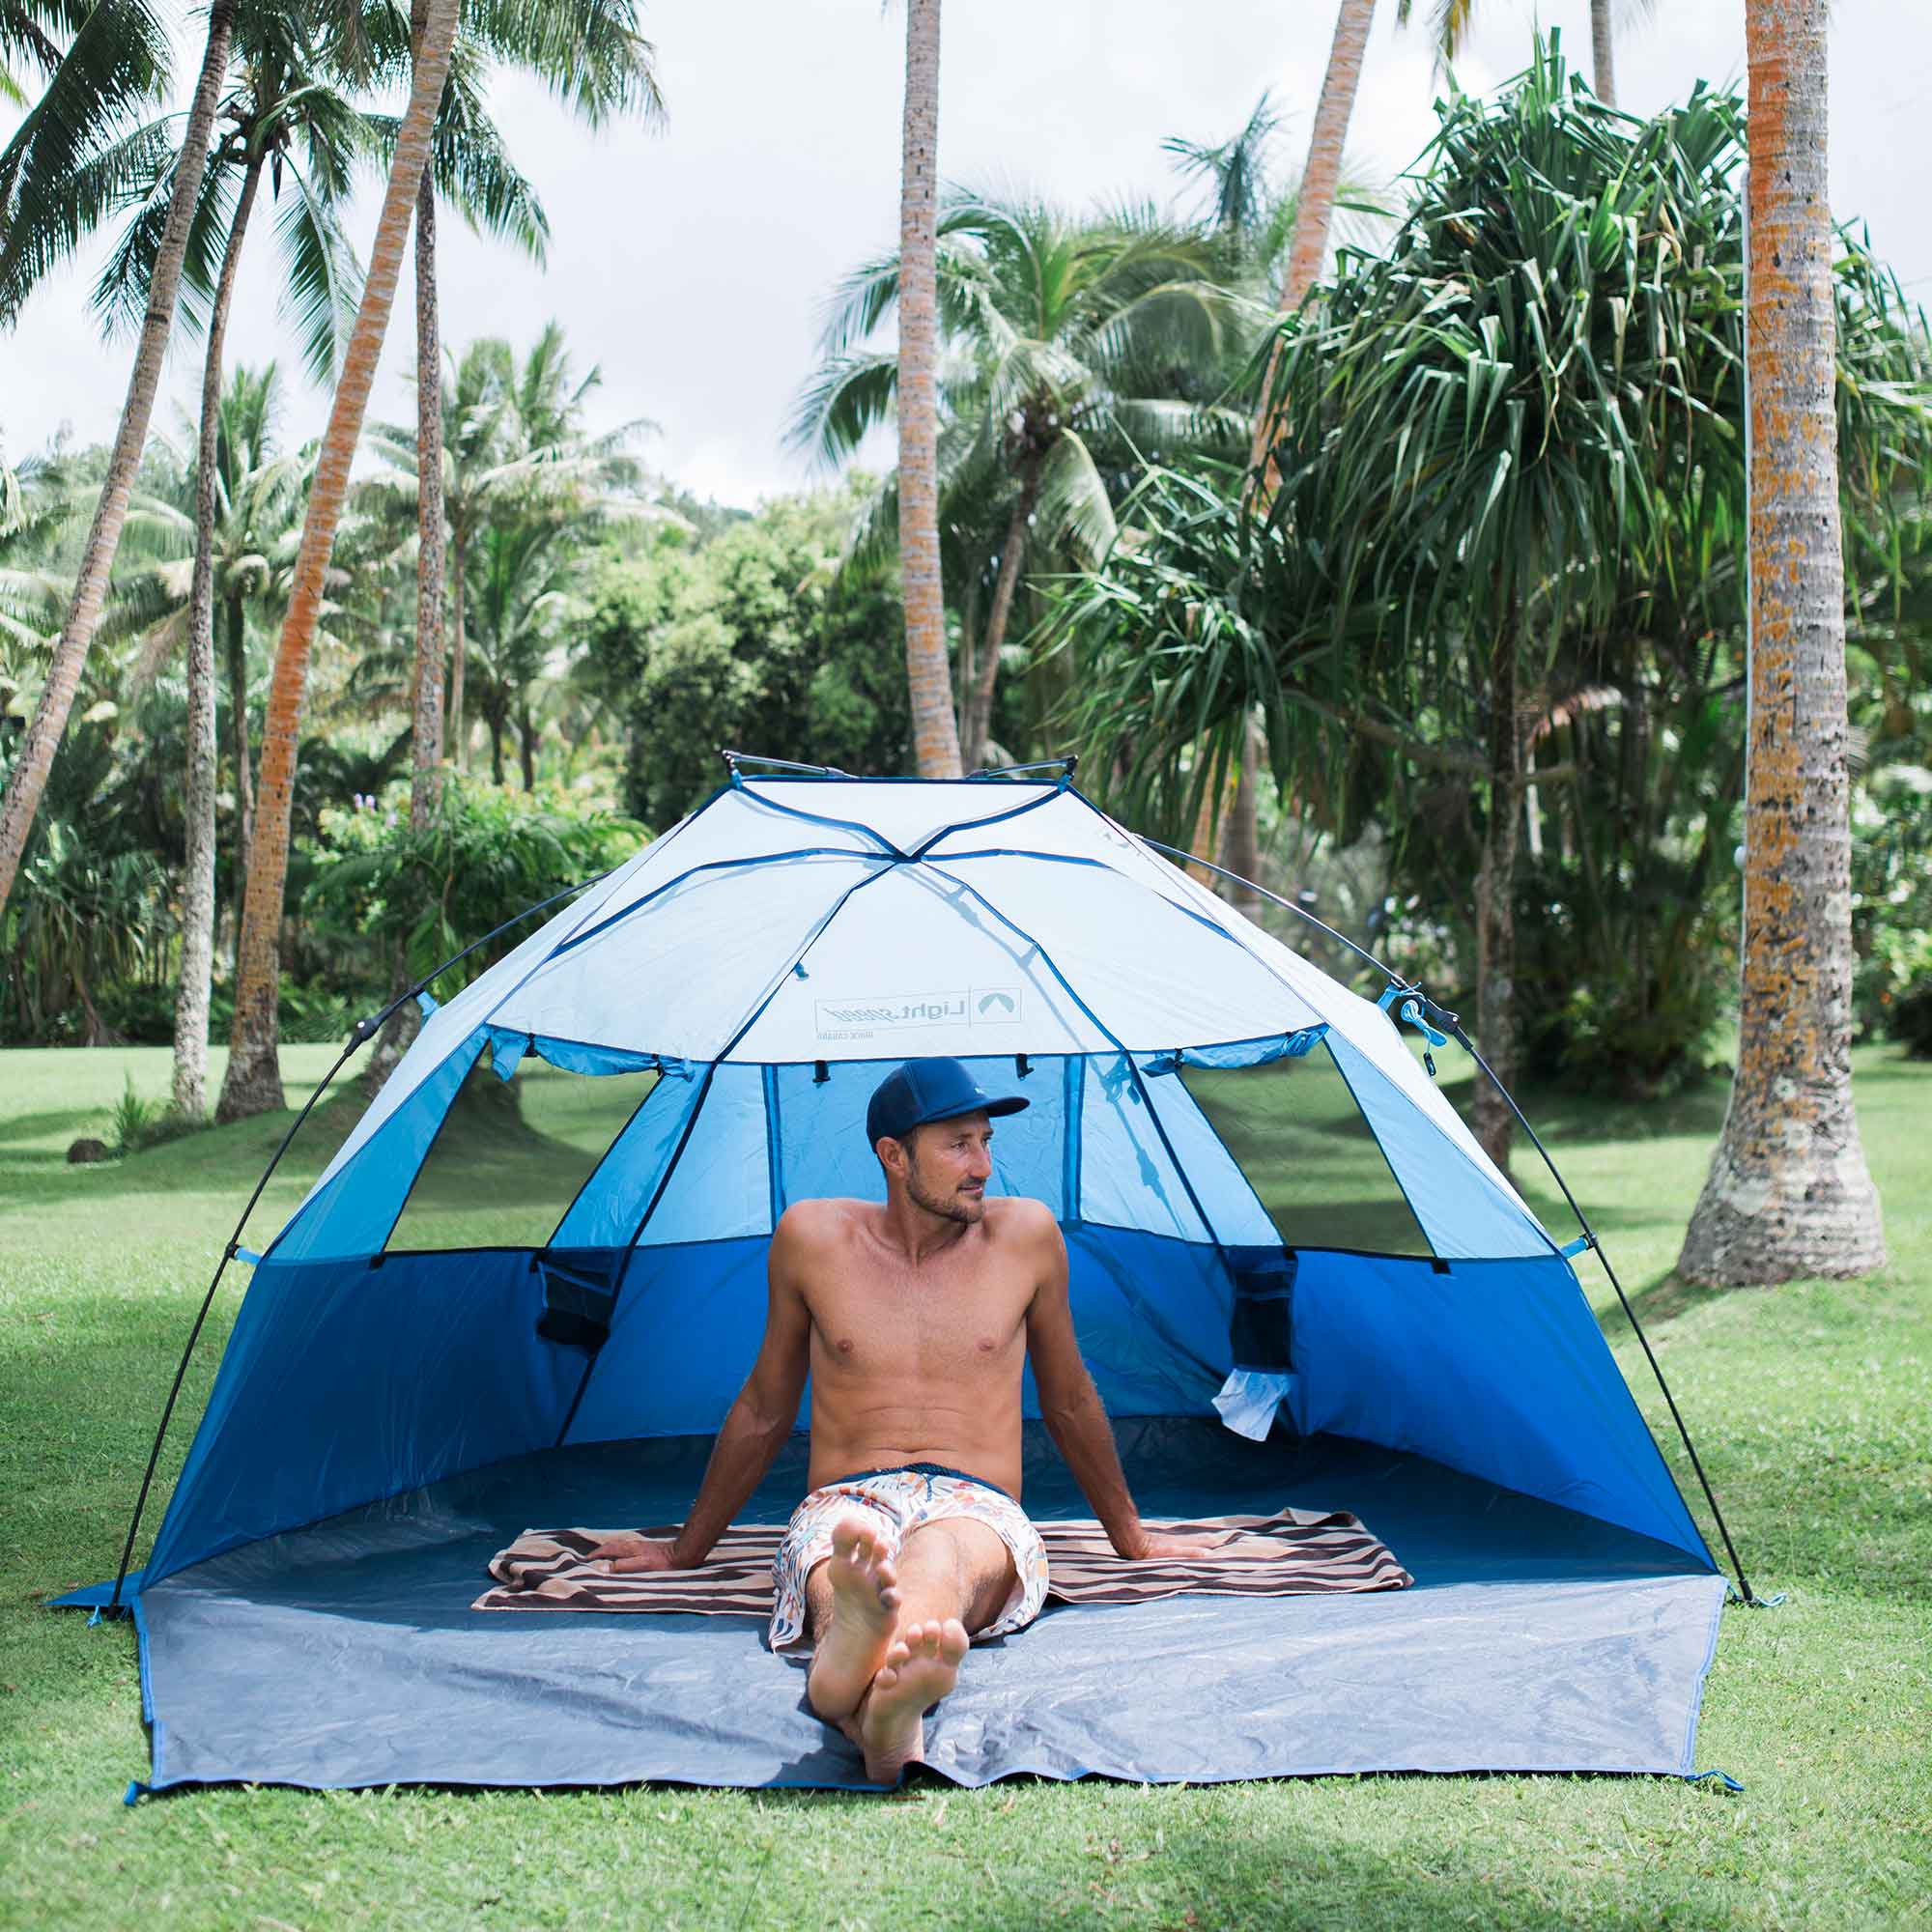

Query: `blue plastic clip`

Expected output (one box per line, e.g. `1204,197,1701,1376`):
1397,998,1449,1048
124,1779,150,1807
1559,1235,1593,1260
1685,1769,1744,1793
415,987,440,1018
87,1606,101,1627
235,1246,263,1266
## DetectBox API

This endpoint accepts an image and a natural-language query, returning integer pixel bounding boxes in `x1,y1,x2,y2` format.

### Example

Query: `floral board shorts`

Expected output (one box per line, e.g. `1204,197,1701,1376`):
768,1462,1050,1652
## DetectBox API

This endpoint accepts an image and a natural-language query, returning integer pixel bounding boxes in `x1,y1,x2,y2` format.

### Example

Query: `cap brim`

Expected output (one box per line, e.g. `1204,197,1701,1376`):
911,1092,1030,1131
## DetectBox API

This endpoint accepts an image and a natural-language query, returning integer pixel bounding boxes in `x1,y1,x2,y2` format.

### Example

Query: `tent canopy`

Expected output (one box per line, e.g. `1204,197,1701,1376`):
143,773,1707,1585
79,771,1725,1795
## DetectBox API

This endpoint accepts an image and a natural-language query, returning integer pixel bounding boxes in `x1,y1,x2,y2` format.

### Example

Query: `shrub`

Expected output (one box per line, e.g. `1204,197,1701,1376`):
106,1076,199,1156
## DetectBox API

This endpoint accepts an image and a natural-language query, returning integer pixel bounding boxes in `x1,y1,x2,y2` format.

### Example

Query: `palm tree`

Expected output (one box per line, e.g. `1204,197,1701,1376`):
364,323,643,776
895,0,956,778
0,2,169,322
1677,0,1886,1283
217,0,463,1122
1167,87,1381,903
82,7,368,1119
797,195,1244,772
1400,0,1653,111
120,368,311,1088
345,0,656,834
0,0,236,927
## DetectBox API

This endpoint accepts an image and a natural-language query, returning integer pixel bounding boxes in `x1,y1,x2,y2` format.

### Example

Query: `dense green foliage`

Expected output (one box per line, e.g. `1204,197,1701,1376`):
3,1041,1928,1925
1048,43,1932,1096
302,772,644,997
582,483,913,826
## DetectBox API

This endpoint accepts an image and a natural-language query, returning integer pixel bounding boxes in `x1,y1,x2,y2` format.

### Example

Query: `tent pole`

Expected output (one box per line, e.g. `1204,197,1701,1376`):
1433,1014,1760,1605
104,1029,365,1612
103,870,619,1613
1122,827,1759,1605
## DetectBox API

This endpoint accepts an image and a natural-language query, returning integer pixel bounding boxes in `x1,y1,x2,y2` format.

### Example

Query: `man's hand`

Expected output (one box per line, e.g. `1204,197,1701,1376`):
586,1533,689,1573
1113,1526,1232,1562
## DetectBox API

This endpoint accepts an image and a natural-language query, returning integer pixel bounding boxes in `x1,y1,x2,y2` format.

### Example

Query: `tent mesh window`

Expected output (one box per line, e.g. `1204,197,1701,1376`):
1182,1042,1435,1258
382,1051,658,1254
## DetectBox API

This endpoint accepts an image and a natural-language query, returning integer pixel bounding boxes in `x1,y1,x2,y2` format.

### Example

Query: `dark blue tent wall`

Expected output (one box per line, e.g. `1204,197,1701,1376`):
144,1045,1711,1588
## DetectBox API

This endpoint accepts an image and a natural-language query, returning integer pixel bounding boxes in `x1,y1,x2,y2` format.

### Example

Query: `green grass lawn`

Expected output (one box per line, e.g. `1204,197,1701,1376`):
2,1040,1928,1929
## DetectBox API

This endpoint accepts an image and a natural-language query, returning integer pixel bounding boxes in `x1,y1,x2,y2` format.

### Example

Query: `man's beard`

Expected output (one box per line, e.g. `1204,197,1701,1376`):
904,1150,985,1225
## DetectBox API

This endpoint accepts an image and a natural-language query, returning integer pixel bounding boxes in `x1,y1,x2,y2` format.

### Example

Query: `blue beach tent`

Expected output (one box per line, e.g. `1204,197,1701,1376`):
74,770,1734,1794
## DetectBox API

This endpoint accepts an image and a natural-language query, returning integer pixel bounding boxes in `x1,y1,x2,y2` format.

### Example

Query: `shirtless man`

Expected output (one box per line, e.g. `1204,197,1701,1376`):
590,1056,1206,1783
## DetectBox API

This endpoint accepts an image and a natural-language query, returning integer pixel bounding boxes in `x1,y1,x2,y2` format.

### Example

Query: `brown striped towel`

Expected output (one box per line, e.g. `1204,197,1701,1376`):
472,1509,1410,1615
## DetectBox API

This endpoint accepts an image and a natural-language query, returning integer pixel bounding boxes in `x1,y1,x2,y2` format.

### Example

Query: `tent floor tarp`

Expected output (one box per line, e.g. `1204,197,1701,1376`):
67,1420,1724,1793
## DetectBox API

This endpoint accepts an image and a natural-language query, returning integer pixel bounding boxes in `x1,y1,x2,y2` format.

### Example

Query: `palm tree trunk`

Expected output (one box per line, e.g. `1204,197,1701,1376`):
1590,0,1619,108
1247,0,1375,487
216,0,462,1123
488,711,505,785
896,0,960,778
955,573,979,753
409,114,446,834
226,591,252,969
1473,625,1522,1170
0,0,237,923
364,69,446,1102
446,519,469,770
1222,713,1264,920
517,701,536,789
960,469,1039,771
1678,0,1885,1283
173,149,266,1121
1223,0,1377,881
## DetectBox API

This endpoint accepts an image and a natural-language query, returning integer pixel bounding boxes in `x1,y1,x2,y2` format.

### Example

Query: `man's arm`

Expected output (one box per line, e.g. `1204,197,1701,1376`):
1022,1207,1208,1561
598,1208,814,1571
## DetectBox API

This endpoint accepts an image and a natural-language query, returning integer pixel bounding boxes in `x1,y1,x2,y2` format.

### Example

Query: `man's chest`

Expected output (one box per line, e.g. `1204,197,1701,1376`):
805,1263,1032,1384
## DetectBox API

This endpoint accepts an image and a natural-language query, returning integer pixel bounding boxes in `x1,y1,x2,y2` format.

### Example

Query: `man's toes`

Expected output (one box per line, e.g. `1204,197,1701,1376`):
937,1618,969,1664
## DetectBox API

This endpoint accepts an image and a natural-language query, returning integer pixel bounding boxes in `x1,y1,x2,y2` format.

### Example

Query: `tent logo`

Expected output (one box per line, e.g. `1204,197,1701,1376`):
813,986,1023,1040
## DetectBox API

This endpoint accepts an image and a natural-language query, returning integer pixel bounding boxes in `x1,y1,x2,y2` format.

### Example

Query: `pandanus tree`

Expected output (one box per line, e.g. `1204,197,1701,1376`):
0,0,235,927
217,0,464,1122
794,192,1247,771
1047,41,1932,1170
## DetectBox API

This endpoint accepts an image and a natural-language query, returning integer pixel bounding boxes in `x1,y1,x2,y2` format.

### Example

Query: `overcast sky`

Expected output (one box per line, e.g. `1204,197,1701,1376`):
5,0,1930,507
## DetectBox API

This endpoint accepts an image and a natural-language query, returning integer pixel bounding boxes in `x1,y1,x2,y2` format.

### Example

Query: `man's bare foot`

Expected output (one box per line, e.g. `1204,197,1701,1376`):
854,1617,969,1785
806,1516,902,1722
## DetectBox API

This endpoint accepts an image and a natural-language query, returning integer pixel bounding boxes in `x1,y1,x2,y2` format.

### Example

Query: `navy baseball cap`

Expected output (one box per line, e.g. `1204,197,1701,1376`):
866,1058,1030,1147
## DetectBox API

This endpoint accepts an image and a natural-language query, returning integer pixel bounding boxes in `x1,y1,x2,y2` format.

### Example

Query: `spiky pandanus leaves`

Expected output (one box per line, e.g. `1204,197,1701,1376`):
1051,39,1932,1155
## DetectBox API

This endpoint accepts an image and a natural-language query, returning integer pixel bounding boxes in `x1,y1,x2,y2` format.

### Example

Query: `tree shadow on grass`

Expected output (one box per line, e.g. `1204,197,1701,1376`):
1593,1265,1740,1339
744,1777,1745,1928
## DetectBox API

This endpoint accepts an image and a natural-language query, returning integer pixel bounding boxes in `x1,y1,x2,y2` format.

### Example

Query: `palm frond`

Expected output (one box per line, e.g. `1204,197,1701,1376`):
273,156,365,388
0,0,170,319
